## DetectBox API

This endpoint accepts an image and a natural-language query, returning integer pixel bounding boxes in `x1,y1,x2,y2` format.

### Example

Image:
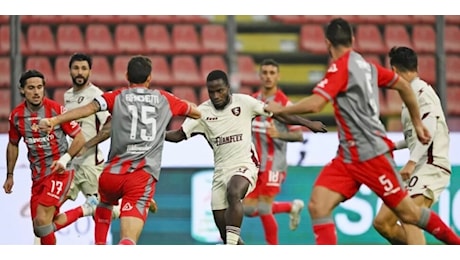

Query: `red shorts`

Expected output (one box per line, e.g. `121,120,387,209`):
315,154,407,208
30,169,75,220
246,170,286,199
98,169,157,222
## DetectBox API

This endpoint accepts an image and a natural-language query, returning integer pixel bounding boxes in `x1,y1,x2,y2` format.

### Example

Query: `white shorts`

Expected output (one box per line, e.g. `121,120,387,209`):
405,163,451,204
67,163,104,201
211,164,258,210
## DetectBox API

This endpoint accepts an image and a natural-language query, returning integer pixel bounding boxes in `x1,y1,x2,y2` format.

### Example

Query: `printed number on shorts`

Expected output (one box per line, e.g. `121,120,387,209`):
50,180,64,195
268,171,280,184
407,176,418,187
378,175,394,192
128,105,157,141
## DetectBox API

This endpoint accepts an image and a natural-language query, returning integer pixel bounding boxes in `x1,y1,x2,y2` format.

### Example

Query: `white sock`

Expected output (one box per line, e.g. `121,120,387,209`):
226,226,241,245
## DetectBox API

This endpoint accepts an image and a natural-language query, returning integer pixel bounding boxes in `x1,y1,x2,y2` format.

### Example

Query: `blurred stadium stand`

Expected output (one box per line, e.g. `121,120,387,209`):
0,15,459,132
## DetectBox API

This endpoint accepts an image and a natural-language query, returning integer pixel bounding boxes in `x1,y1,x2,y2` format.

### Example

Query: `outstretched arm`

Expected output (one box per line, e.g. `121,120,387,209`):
274,114,327,133
165,129,187,143
77,117,112,157
39,100,100,134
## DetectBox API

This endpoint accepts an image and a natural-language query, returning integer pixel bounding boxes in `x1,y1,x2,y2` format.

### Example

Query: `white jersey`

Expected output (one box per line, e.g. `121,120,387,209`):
64,83,111,166
182,93,272,169
401,77,451,172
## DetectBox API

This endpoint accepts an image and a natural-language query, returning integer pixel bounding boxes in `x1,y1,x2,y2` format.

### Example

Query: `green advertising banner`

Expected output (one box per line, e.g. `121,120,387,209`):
110,166,460,245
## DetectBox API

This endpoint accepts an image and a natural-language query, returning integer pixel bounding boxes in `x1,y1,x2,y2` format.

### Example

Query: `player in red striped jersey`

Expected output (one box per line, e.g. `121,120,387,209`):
3,70,96,245
243,59,313,244
38,56,201,245
265,18,460,245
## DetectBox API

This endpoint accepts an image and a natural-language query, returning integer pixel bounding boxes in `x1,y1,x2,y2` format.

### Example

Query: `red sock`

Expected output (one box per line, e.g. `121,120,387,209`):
424,211,460,244
272,201,291,214
312,223,337,245
54,207,83,231
119,238,135,245
94,206,113,245
260,214,278,245
40,233,56,245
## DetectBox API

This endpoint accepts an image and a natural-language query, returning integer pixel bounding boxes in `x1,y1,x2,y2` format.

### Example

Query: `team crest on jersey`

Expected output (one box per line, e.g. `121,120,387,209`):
231,107,241,116
31,123,39,132
77,96,85,104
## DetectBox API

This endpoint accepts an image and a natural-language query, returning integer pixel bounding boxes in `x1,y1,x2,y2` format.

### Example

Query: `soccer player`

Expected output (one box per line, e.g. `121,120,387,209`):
63,53,120,218
373,46,451,245
38,55,201,245
243,59,309,245
2,69,96,245
264,18,460,245
165,70,326,245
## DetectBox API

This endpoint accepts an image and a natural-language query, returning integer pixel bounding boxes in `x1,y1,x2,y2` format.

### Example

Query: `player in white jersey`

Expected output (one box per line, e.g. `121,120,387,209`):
166,70,326,245
373,46,451,244
63,53,119,218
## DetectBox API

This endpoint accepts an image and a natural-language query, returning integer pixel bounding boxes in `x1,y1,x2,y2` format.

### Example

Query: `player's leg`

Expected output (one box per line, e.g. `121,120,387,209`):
117,171,157,245
308,158,358,245
212,209,227,242
225,174,250,245
373,203,407,244
400,195,432,244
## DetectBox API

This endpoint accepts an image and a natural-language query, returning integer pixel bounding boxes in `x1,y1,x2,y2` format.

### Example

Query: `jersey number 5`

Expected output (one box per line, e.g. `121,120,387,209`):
128,105,157,141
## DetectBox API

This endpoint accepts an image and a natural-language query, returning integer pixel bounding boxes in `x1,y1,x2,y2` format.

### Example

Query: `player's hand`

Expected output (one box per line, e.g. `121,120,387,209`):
3,176,13,194
51,160,66,174
414,124,431,145
266,122,280,138
399,161,416,181
38,117,54,134
264,101,284,115
149,198,158,214
305,120,327,133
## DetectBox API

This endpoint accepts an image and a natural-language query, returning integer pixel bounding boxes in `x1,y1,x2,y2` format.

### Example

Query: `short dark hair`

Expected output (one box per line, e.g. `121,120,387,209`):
388,46,418,72
127,55,152,84
326,18,353,47
19,69,45,88
259,58,280,71
69,53,92,69
206,70,229,86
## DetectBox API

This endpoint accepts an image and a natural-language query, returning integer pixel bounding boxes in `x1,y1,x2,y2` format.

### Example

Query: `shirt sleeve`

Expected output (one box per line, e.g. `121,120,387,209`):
246,95,272,118
374,63,399,88
409,114,437,163
8,112,21,145
181,117,204,139
160,90,191,116
312,62,348,102
57,104,82,138
95,89,121,113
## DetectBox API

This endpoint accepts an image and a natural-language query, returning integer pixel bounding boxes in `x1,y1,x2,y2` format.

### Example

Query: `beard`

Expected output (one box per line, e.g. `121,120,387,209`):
72,76,88,87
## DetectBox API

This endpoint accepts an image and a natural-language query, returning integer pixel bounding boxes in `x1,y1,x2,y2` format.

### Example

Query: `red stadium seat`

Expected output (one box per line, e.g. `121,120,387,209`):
176,15,210,24
444,25,460,54
299,24,328,55
0,15,8,24
0,89,11,119
54,56,72,87
237,55,259,86
384,25,413,50
447,117,460,132
116,15,150,24
355,15,386,24
378,88,389,116
56,24,86,54
0,120,9,133
417,54,436,85
0,25,28,55
91,15,119,24
199,86,209,103
412,15,435,24
412,25,436,54
26,25,57,55
90,56,114,88
62,15,89,24
0,57,10,88
112,55,130,86
171,87,199,104
383,15,415,24
149,15,181,24
114,24,144,55
200,55,228,79
355,24,386,54
150,55,174,87
446,15,460,25
363,54,383,66
201,24,227,54
385,88,403,116
25,56,58,87
171,55,204,86
446,55,460,85
270,15,304,24
171,24,203,54
52,88,68,105
298,15,332,25
143,24,174,55
447,87,460,116
238,85,255,95
85,24,116,55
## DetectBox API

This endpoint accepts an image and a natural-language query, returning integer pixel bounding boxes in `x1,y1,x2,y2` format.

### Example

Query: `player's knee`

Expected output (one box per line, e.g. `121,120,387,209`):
257,202,272,216
372,217,387,234
243,205,257,217
33,223,54,238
